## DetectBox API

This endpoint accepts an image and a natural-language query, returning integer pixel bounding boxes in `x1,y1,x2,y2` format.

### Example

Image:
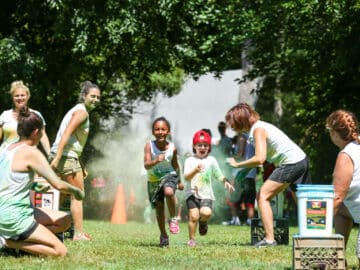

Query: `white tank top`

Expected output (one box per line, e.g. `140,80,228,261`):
146,140,176,182
51,103,89,158
341,142,360,223
249,120,306,166
0,144,35,238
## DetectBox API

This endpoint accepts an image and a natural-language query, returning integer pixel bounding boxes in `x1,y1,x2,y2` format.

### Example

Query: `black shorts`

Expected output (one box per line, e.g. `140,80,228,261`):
269,157,311,192
186,195,213,210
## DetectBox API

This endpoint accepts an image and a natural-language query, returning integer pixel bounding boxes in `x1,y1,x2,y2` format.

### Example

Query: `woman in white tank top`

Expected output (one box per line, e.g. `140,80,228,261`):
225,103,310,248
326,109,360,266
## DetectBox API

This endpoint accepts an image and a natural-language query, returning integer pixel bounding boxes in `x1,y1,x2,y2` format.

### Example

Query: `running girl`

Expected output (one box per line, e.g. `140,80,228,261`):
144,117,183,247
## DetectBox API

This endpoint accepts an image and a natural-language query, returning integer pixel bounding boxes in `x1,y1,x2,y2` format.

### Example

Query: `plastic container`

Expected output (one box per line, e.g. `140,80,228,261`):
31,177,60,210
296,184,334,236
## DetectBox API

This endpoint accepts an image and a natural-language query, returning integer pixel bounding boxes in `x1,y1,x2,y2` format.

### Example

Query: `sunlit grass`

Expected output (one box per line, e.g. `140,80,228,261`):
0,220,358,269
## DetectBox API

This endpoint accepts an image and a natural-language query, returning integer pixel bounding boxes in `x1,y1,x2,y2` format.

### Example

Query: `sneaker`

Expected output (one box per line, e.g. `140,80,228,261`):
187,239,196,247
73,232,92,241
254,238,277,248
199,221,208,236
233,219,241,226
221,220,232,225
169,218,180,234
160,234,169,247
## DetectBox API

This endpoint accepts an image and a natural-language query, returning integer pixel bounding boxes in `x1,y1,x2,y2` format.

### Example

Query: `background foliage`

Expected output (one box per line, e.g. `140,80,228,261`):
1,0,360,182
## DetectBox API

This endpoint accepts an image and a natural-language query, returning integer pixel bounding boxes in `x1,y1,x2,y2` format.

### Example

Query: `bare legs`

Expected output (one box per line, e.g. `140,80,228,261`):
4,224,67,257
63,170,85,237
34,207,71,234
188,207,212,240
155,186,177,236
257,180,288,241
334,203,353,246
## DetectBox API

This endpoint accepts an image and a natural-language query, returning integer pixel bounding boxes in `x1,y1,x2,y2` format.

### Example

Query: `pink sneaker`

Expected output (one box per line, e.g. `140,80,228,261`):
160,234,169,247
187,239,196,247
73,232,92,241
169,218,180,234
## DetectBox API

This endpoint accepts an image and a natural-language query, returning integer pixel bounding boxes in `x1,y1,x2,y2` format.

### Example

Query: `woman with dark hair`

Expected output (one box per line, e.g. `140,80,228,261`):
50,81,101,241
0,107,84,256
225,103,311,247
326,110,360,266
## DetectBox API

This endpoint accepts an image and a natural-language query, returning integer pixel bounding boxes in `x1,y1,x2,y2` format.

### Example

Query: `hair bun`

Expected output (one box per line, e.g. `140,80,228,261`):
18,106,30,117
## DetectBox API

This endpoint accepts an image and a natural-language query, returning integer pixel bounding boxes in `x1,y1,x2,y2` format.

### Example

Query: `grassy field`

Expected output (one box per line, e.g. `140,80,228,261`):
0,220,359,270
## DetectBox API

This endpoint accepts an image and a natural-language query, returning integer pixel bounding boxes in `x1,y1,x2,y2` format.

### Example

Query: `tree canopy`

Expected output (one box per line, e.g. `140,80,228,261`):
0,0,359,182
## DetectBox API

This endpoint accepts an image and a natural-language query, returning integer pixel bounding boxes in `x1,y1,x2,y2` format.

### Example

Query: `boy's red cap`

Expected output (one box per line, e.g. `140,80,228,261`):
193,130,211,146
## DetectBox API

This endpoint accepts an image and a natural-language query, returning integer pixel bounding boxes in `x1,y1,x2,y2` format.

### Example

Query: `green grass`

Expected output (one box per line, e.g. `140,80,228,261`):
0,220,359,269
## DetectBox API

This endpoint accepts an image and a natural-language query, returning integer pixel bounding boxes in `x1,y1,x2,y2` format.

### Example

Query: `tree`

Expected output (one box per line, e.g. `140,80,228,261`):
1,1,360,181
238,1,360,182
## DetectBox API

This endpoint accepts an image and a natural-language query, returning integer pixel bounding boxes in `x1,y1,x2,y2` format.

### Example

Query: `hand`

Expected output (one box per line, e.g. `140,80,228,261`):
196,163,205,172
226,157,239,168
31,182,50,193
224,181,235,193
74,188,85,201
157,154,165,162
177,182,184,190
50,156,60,171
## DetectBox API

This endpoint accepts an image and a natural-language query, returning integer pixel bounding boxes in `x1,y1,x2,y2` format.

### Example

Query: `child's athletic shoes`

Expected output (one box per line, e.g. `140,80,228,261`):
160,234,169,247
169,218,180,234
187,239,196,247
199,221,208,236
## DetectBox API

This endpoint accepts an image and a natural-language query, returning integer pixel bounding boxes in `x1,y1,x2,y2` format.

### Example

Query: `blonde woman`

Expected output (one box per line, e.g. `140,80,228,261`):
0,80,50,155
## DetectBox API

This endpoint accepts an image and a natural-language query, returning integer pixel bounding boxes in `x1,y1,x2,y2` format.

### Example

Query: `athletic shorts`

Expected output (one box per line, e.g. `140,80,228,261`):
10,220,39,241
186,195,213,210
49,154,83,176
268,157,311,192
147,174,178,208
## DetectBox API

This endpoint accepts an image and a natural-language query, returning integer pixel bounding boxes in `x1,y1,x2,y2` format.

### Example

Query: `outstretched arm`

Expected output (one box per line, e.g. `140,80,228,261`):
228,127,267,168
14,146,84,200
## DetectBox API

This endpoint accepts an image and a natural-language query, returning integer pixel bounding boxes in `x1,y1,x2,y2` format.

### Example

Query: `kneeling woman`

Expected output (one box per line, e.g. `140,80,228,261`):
0,106,84,257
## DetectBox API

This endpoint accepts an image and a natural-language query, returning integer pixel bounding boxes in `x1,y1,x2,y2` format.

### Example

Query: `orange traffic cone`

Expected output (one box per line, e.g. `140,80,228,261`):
111,184,127,224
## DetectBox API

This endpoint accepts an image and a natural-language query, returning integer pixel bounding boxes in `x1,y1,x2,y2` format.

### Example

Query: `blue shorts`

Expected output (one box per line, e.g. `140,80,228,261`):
269,157,311,192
